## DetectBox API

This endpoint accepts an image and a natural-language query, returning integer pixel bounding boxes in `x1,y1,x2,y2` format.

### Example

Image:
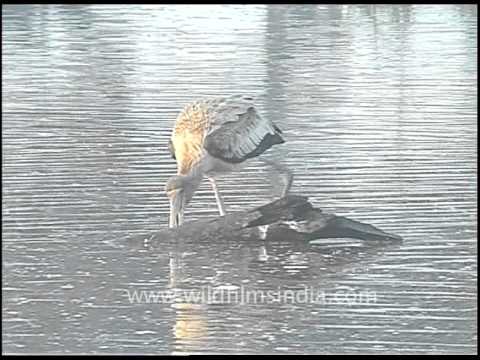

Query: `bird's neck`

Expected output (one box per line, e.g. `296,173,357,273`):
179,163,204,187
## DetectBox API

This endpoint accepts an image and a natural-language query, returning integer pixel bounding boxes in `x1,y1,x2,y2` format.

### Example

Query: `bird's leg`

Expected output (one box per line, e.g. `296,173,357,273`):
260,159,294,197
208,177,226,216
281,167,294,197
258,225,270,240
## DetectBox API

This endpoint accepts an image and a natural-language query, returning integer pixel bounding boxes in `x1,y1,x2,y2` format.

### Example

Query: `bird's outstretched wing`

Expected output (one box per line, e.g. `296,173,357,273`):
203,95,284,163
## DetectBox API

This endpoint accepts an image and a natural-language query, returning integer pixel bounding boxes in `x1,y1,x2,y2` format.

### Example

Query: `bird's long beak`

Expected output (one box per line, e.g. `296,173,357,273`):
169,191,185,228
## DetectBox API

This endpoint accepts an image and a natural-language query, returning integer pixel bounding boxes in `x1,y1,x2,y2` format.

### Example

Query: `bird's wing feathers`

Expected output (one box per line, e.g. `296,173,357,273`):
204,96,284,163
170,95,284,172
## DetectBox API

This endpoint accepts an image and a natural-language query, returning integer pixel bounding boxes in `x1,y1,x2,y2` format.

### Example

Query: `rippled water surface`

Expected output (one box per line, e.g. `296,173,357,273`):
2,4,477,354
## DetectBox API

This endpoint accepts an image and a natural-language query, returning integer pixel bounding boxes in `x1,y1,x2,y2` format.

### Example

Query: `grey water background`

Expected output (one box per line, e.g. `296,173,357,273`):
2,4,477,354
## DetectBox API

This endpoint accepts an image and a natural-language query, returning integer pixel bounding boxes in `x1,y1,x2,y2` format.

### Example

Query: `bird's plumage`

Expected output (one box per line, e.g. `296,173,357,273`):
170,95,284,174
166,95,290,228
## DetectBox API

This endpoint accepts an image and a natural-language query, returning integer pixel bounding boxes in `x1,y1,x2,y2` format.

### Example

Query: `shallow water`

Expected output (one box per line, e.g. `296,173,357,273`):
2,4,477,354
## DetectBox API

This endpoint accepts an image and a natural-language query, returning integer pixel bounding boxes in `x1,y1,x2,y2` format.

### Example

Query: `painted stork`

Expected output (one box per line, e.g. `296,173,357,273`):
165,95,292,228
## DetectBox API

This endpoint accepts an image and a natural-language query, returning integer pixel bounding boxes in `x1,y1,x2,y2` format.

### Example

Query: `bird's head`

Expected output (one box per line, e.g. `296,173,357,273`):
165,175,200,228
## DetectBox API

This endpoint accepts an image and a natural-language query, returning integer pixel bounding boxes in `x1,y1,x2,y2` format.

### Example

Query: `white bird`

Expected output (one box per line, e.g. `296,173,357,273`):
165,95,292,228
